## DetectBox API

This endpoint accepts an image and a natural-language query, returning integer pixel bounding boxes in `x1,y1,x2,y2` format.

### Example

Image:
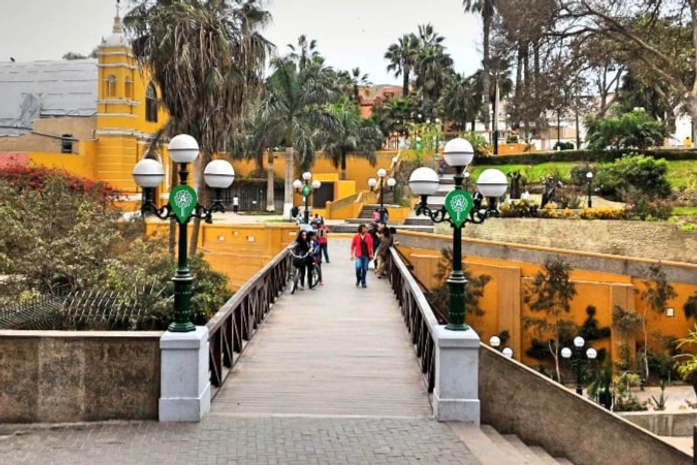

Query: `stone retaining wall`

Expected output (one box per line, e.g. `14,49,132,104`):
0,330,162,423
453,218,697,264
480,346,692,465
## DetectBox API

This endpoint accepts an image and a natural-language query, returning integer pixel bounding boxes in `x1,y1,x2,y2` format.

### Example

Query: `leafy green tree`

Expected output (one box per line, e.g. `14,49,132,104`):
639,264,677,381
523,257,578,383
595,154,672,201
585,108,669,152
0,169,230,329
0,176,123,294
124,0,272,254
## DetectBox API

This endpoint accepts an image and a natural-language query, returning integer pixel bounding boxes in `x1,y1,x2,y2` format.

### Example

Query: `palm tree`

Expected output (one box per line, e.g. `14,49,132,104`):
417,23,445,49
339,67,371,104
287,34,320,71
124,0,272,254
254,57,341,217
463,0,499,130
439,73,481,132
415,46,454,116
385,34,420,97
321,98,384,180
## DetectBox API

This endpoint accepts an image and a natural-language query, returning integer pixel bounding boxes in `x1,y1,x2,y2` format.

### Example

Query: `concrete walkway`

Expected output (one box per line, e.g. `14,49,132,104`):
0,239,481,465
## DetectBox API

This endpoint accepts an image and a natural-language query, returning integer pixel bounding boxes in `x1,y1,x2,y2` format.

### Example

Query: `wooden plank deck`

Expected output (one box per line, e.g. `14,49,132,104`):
211,238,432,418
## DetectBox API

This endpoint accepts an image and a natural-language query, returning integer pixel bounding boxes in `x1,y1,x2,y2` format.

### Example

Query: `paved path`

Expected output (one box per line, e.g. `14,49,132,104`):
0,239,480,465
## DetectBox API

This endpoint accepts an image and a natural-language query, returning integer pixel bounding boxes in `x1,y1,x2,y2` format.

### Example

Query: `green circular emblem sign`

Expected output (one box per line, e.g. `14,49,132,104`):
444,190,474,228
169,185,198,224
302,184,312,196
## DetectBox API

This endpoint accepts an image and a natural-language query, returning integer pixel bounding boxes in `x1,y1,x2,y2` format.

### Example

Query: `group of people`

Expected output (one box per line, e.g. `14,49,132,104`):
349,222,396,288
288,216,330,290
288,213,396,291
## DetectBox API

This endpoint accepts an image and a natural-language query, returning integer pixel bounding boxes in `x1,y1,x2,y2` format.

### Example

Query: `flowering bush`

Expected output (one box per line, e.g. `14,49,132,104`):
499,199,539,217
579,206,629,220
0,165,122,201
537,207,578,219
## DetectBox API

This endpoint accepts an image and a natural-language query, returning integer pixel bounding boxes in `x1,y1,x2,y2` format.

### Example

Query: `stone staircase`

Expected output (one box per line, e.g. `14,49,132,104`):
330,174,468,234
331,203,436,234
450,423,574,465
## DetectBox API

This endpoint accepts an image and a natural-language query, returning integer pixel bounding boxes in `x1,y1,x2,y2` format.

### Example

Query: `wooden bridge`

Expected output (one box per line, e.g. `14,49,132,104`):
209,238,431,418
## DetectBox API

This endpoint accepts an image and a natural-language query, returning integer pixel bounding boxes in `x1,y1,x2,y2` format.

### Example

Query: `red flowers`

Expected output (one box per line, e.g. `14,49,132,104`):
0,165,122,200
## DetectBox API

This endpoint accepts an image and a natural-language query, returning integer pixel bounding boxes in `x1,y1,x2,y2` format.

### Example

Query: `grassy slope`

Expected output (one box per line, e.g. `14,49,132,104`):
472,160,697,190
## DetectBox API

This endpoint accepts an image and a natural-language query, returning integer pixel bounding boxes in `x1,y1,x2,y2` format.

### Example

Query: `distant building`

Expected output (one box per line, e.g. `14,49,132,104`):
358,85,403,119
0,11,170,206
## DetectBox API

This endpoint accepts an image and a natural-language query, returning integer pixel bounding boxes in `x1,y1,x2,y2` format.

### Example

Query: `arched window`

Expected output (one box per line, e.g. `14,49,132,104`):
145,83,158,122
106,75,117,98
124,76,133,100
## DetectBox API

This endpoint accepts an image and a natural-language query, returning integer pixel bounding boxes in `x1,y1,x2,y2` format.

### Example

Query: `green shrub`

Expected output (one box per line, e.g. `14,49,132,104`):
586,108,669,152
475,148,697,166
596,154,672,201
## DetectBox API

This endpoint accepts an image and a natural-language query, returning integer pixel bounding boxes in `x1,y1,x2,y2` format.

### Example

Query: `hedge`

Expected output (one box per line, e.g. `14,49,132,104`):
474,148,697,166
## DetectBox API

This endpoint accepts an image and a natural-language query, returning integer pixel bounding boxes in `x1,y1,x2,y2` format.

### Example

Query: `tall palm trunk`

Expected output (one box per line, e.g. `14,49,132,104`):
514,45,524,130
481,10,492,131
266,150,275,211
340,152,348,180
402,70,410,97
283,146,294,219
189,151,210,255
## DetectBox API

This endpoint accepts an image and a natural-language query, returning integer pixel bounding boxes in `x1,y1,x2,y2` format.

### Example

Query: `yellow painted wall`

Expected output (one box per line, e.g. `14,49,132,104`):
145,220,298,291
233,151,398,193
399,242,697,367
29,147,98,179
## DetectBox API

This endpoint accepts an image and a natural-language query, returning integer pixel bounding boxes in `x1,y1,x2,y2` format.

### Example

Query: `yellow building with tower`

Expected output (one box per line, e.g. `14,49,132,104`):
0,9,170,208
0,6,401,215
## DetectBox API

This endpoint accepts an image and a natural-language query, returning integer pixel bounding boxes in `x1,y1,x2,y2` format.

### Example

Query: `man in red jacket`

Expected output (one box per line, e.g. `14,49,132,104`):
350,224,374,288
315,219,330,263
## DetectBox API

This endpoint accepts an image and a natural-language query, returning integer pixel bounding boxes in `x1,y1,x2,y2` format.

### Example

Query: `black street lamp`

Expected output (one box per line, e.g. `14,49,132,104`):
132,134,235,332
293,171,321,224
586,171,593,208
561,336,598,395
408,138,507,331
368,168,395,222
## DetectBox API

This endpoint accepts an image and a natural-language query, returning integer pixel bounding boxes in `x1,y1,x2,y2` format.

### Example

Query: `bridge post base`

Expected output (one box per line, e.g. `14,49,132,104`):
159,326,211,422
433,326,481,425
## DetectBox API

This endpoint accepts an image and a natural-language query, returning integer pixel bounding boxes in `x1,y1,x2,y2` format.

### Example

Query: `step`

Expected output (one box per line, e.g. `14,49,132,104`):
449,423,528,465
555,459,574,465
328,224,434,234
404,217,433,226
528,446,560,465
504,434,547,464
480,425,539,465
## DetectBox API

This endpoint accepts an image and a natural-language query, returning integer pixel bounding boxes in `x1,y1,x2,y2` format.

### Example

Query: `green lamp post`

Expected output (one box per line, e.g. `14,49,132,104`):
293,171,321,224
132,134,235,332
408,138,507,330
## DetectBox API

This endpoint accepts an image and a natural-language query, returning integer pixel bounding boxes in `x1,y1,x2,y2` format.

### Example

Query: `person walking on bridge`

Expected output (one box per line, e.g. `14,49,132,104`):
350,224,373,288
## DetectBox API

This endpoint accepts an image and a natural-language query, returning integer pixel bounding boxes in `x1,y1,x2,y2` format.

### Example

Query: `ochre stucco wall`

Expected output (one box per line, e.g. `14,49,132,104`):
397,230,697,366
145,221,298,291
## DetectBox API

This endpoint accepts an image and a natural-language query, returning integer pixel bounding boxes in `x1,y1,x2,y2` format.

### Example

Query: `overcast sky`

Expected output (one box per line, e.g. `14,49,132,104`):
0,0,483,84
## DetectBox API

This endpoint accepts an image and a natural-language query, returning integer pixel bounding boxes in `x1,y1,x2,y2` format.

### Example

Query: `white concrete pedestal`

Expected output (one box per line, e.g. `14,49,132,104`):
432,326,481,424
159,326,211,422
